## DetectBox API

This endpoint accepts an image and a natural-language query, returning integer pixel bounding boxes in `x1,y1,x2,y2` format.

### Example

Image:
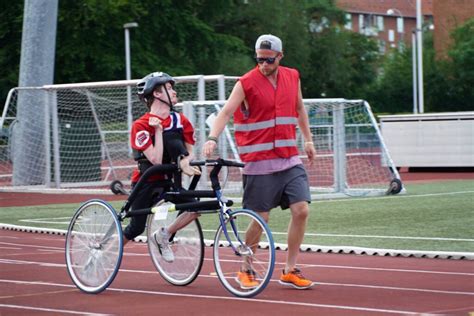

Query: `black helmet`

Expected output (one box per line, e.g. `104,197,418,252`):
136,72,175,103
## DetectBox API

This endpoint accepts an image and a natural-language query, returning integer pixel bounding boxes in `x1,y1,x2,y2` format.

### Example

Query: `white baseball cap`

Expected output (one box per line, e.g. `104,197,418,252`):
255,34,282,53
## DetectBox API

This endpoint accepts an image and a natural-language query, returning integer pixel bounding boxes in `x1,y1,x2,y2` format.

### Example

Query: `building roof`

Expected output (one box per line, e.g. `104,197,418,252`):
336,0,433,18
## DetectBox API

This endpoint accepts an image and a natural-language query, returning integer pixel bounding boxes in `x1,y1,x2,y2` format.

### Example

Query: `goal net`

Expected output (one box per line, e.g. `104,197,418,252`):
0,76,402,198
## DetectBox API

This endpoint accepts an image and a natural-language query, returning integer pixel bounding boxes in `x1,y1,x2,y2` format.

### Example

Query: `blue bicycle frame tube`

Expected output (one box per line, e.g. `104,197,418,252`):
215,189,246,255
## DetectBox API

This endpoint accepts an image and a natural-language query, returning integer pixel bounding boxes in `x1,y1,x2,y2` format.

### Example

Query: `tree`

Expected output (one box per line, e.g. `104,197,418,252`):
55,0,248,81
368,18,474,114
367,48,414,113
0,1,23,107
443,18,474,111
1,0,381,112
303,1,379,99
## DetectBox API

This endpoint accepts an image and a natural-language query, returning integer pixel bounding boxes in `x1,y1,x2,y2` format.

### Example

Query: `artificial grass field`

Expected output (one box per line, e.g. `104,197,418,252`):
1,179,473,253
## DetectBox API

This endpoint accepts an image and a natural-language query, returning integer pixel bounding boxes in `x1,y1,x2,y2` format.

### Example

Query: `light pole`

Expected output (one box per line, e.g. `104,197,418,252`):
412,29,418,114
124,22,138,155
386,8,404,48
416,0,424,113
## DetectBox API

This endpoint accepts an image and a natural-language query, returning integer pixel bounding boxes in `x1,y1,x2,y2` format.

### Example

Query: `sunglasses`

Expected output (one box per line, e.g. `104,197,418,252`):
255,55,279,64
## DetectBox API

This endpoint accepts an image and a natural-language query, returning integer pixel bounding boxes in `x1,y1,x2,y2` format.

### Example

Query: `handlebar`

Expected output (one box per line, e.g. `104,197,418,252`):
121,158,244,215
192,158,244,192
190,158,244,168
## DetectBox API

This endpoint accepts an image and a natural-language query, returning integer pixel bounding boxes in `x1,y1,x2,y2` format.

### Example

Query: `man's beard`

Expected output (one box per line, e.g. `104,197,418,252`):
260,66,277,77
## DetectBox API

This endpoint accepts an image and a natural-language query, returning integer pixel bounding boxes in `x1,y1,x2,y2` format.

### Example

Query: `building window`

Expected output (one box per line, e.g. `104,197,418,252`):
397,17,404,33
359,14,378,36
345,13,352,30
388,29,395,42
379,40,386,54
377,16,384,31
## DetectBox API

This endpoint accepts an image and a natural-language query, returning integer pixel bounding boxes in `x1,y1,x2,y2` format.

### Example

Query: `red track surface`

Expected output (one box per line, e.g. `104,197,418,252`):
1,171,473,315
0,229,473,316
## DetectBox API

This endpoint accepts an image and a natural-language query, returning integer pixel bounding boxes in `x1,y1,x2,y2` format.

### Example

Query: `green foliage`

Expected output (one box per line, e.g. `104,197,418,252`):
369,18,474,113
368,48,414,113
5,1,471,115
0,1,23,105
305,28,379,98
444,18,474,111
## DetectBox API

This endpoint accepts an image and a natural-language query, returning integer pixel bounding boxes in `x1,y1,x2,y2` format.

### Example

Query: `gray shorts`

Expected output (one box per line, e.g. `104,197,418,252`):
242,164,311,211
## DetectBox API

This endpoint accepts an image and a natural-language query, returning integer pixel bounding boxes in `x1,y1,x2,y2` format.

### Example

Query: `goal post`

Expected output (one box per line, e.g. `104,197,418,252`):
193,98,403,198
0,77,402,198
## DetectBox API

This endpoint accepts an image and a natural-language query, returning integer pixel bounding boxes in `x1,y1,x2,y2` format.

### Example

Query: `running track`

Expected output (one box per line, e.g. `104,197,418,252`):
0,229,473,316
1,171,474,315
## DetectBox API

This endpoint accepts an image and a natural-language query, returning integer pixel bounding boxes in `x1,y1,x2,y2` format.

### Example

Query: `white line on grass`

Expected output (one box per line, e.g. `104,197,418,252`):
19,217,71,225
312,190,474,203
201,229,474,242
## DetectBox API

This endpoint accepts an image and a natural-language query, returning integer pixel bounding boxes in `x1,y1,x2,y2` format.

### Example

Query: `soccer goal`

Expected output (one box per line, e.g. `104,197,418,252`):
184,99,403,198
0,76,402,198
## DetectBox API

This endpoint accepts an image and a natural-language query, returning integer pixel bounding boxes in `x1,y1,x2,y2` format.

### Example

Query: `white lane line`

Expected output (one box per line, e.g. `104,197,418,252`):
295,263,474,277
0,241,62,250
313,281,474,296
0,279,424,315
2,256,473,277
0,304,112,316
0,246,21,250
0,259,473,296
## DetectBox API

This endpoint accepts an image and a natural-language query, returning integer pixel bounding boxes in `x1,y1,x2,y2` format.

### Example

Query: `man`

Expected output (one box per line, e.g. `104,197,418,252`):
124,71,200,262
202,34,316,289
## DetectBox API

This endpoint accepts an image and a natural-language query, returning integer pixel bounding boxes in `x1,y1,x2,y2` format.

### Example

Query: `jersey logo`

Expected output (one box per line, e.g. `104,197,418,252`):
135,130,150,147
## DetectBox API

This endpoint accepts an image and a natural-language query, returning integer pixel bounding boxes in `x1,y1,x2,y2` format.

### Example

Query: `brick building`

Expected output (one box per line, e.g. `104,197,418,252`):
433,0,474,58
336,0,433,53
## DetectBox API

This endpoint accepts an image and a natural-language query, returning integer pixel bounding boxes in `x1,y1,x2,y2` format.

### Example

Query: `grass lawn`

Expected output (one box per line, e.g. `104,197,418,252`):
1,179,473,253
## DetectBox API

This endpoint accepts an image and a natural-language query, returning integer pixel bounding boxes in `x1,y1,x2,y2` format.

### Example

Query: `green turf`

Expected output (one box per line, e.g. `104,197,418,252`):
1,179,473,253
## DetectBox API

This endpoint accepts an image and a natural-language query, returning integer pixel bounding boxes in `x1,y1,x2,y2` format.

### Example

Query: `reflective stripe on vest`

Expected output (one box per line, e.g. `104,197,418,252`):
234,116,297,132
237,139,297,154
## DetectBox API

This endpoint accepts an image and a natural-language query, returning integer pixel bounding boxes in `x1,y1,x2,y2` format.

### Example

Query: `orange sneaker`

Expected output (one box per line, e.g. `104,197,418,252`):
236,269,259,289
279,268,314,289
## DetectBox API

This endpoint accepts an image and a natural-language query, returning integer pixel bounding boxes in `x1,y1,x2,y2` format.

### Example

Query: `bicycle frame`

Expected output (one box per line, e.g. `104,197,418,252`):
114,158,251,255
214,189,249,256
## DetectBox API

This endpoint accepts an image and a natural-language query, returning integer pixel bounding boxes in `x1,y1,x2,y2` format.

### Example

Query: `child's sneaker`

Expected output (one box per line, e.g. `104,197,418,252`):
235,269,259,289
152,227,175,263
279,268,314,289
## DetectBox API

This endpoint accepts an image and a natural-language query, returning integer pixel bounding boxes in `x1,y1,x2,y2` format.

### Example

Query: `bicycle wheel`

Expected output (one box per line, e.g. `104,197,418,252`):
213,209,275,297
65,199,123,294
147,206,204,286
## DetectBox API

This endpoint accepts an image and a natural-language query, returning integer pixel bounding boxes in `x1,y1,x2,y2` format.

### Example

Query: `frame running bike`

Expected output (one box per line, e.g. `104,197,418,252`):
65,158,275,298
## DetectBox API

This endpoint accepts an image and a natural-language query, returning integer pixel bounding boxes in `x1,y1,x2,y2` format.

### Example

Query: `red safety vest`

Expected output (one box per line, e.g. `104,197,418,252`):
235,66,300,162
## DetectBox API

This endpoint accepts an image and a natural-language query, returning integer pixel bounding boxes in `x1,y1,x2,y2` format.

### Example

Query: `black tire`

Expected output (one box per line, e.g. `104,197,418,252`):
110,180,126,195
213,209,275,298
146,206,204,286
387,178,403,195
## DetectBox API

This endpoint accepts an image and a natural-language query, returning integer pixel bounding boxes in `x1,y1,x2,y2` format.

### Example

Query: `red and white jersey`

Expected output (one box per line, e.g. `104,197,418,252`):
131,112,195,152
130,111,195,182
